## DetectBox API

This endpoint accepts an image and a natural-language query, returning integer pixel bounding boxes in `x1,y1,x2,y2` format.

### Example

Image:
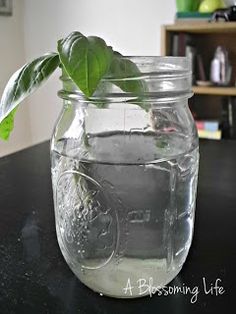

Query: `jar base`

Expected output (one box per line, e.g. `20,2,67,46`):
66,257,183,299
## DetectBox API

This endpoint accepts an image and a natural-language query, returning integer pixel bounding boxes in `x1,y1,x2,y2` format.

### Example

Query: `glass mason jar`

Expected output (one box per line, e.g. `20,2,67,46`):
51,57,199,298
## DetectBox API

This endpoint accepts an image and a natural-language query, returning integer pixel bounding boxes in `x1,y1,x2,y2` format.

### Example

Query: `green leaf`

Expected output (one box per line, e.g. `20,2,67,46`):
0,108,17,140
108,52,148,94
0,53,60,125
107,53,149,111
58,31,113,97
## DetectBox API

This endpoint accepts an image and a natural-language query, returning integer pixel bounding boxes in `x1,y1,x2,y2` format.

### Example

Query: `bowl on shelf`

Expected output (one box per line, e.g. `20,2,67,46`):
176,0,200,12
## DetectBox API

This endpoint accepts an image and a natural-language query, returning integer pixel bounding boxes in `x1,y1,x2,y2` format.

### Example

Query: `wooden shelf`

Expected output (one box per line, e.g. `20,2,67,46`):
161,22,236,139
163,22,236,34
193,86,236,96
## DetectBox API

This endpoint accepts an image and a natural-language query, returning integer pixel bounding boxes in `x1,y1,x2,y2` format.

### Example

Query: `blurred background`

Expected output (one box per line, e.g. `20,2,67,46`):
1,0,236,156
0,0,175,156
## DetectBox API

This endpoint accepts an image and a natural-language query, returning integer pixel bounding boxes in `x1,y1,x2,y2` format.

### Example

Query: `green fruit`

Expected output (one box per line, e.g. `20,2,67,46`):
199,0,225,13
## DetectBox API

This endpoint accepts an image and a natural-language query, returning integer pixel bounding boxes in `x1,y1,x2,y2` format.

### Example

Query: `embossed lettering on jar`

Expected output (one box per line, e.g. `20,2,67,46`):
51,57,199,298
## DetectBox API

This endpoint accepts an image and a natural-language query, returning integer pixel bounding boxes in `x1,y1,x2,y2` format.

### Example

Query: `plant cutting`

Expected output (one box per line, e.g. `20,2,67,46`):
0,32,199,299
0,31,145,140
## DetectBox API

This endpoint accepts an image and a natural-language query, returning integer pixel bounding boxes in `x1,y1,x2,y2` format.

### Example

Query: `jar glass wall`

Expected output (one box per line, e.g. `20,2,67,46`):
50,57,199,298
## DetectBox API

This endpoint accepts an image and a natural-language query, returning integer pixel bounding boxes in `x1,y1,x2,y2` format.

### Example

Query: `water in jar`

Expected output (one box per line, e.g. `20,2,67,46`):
51,131,199,298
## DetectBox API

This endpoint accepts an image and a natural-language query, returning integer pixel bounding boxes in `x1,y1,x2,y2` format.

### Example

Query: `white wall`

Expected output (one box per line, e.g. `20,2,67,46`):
23,0,176,144
0,0,31,157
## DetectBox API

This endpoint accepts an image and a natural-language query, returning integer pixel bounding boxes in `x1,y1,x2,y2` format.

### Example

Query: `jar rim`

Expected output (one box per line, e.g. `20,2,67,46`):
61,56,191,79
59,56,192,104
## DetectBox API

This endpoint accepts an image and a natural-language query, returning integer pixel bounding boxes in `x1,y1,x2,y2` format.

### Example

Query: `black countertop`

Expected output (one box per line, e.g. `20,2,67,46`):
0,140,235,314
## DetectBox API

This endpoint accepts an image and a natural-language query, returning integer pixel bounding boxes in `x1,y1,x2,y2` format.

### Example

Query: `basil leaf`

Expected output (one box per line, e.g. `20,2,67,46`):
58,31,113,97
0,108,17,140
108,52,148,94
0,53,60,124
108,53,149,111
